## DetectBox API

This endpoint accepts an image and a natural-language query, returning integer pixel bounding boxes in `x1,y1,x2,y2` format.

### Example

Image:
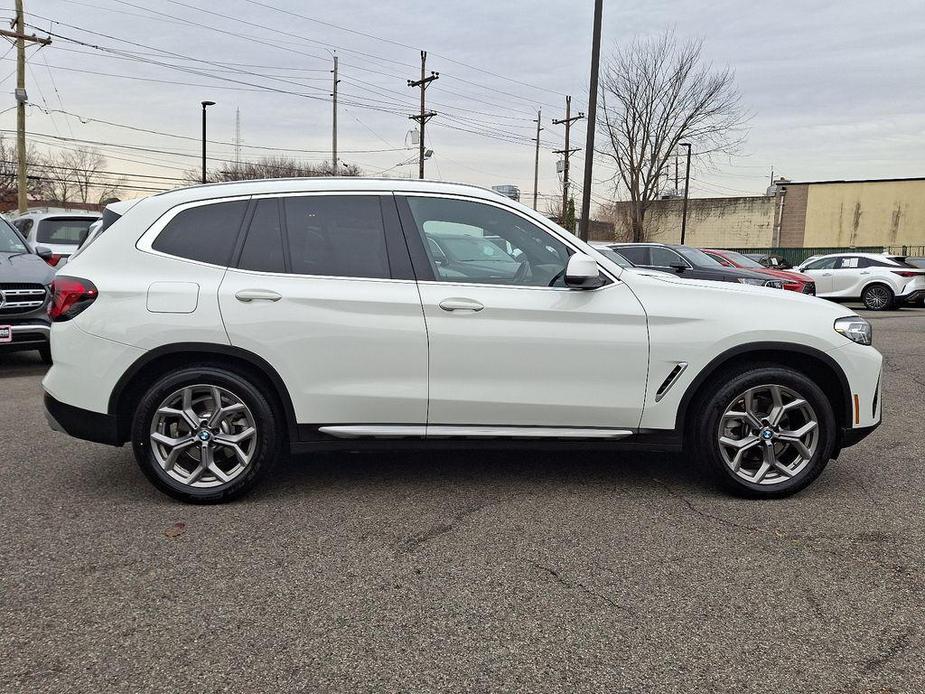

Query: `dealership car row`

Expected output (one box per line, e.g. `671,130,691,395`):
1,200,923,368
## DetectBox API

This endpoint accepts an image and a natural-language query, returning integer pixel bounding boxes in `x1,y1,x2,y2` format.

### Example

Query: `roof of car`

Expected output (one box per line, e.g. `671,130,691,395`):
11,208,101,219
807,252,899,260
148,177,508,205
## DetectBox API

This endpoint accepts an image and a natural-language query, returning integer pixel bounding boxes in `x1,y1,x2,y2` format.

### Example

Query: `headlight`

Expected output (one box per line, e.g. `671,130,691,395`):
834,317,872,345
737,278,765,286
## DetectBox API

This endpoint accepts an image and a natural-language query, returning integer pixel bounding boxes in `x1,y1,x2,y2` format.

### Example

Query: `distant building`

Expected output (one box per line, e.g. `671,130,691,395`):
491,184,520,202
598,176,925,249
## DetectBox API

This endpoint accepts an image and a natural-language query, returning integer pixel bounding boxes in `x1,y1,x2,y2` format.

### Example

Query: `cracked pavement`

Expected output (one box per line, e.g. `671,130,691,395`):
1,304,923,693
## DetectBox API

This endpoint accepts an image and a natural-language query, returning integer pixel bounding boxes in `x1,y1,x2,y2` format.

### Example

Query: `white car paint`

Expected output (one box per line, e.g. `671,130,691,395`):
44,178,882,450
797,252,925,304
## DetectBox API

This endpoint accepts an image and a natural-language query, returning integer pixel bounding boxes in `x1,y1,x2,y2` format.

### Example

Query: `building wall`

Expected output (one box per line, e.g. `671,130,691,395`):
777,184,808,247
801,180,925,247
600,196,776,247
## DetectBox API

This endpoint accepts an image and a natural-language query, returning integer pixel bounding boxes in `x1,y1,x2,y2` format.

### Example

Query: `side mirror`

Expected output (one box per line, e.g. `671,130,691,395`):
34,245,53,260
669,262,687,273
564,253,604,289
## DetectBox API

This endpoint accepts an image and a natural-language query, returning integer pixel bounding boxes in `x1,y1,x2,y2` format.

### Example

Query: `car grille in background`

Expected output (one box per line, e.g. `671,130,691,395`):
0,283,48,315
764,280,784,289
802,283,816,295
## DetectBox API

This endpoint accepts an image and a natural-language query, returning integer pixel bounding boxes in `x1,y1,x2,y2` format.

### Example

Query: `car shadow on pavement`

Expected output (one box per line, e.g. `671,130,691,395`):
0,351,48,379
252,447,712,502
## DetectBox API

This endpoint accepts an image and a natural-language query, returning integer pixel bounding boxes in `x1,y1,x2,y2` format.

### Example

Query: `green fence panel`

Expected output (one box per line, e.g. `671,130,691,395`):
721,246,925,266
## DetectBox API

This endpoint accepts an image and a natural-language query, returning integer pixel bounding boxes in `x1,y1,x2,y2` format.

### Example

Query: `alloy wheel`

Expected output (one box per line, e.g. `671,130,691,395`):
149,384,257,488
717,384,819,485
864,286,890,310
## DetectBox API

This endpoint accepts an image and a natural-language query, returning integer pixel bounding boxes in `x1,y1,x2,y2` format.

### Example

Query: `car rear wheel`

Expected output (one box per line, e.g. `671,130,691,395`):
692,365,836,497
131,366,281,503
861,283,894,311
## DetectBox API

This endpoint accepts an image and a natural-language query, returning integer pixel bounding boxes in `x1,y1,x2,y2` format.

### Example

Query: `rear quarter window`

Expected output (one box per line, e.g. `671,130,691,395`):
152,200,248,266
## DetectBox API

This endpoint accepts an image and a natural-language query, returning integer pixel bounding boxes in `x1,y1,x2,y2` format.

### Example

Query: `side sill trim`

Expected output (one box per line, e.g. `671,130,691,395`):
318,425,633,440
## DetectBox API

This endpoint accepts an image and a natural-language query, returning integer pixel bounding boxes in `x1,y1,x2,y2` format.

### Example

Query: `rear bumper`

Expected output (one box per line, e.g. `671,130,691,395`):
44,392,122,446
898,289,924,302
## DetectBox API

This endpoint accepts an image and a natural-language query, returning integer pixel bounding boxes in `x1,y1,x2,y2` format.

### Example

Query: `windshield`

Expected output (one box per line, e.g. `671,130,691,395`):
721,251,764,268
676,246,724,268
36,217,97,245
0,219,29,254
434,235,517,263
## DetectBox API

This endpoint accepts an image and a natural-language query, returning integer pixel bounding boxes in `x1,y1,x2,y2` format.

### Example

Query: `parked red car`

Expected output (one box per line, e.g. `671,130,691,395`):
701,249,816,294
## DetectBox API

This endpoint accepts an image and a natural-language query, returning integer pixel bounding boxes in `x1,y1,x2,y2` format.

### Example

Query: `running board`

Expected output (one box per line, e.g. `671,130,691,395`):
317,425,633,440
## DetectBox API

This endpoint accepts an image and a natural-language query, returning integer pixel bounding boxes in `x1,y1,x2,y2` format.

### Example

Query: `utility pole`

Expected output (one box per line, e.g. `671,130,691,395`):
2,0,51,213
331,54,339,175
532,109,542,210
407,50,438,180
234,108,241,166
674,152,679,194
680,142,692,245
578,0,603,241
552,95,584,224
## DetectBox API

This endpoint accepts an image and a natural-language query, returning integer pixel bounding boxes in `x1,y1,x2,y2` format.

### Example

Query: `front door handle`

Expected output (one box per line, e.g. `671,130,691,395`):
438,298,484,312
859,271,870,275
235,289,282,303
821,272,832,276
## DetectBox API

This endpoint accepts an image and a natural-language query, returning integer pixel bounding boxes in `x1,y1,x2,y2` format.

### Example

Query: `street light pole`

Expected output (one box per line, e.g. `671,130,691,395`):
201,100,215,184
680,142,692,245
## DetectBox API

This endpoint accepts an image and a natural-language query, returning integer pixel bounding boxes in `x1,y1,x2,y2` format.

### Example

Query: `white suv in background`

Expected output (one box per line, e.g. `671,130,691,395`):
797,252,925,310
43,179,882,503
9,209,101,267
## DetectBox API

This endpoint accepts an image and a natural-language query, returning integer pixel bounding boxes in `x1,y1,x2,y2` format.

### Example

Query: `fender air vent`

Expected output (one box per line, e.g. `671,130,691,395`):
655,362,688,402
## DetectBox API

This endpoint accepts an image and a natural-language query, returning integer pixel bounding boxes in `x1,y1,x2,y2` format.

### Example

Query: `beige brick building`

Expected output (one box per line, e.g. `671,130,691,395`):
597,176,925,250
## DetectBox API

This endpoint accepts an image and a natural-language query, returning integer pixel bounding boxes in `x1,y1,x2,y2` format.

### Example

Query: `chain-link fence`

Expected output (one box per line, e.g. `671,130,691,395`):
723,245,925,267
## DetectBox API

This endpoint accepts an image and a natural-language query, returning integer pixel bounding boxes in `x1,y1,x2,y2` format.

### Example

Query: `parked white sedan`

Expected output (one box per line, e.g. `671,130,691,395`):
797,253,925,310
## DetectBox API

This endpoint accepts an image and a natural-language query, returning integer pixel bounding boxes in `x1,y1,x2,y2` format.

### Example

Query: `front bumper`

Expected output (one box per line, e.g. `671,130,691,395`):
0,323,50,352
44,392,122,446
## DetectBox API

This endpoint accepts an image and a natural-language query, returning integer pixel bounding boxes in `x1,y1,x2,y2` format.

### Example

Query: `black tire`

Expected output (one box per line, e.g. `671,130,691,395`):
861,283,894,311
690,364,837,498
131,365,281,503
38,344,52,365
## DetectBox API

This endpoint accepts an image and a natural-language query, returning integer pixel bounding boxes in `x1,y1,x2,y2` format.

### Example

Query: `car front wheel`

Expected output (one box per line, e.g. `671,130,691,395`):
131,366,281,503
692,366,837,497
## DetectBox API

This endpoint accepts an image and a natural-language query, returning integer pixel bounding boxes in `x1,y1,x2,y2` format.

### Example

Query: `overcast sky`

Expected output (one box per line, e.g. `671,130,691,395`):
5,0,925,207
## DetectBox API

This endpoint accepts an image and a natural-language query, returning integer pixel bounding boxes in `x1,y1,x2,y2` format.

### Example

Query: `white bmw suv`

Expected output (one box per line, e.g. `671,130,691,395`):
43,179,883,503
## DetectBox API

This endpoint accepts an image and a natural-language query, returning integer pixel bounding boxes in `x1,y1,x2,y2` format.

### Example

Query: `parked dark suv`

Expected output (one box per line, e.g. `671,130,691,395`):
604,243,783,288
0,219,55,363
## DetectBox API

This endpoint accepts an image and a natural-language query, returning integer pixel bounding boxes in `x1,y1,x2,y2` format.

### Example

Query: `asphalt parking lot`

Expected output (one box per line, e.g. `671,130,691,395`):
1,304,923,693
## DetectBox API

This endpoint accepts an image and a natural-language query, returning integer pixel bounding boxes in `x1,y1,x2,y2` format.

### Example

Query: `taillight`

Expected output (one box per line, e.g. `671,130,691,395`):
48,276,98,322
892,271,920,278
44,254,62,267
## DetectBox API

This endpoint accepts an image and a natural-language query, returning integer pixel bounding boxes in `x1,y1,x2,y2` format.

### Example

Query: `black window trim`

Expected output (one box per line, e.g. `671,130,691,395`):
393,192,618,291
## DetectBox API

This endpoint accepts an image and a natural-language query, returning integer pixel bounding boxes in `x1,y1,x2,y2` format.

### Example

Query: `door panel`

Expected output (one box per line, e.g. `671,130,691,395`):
416,282,649,427
220,271,428,425
831,257,863,296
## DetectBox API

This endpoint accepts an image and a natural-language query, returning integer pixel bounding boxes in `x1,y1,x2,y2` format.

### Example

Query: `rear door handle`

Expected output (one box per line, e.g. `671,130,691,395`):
821,272,832,276
235,289,282,302
859,271,870,275
438,298,484,312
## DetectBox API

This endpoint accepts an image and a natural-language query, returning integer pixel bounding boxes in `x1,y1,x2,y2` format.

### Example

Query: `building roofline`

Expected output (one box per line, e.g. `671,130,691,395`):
785,176,925,186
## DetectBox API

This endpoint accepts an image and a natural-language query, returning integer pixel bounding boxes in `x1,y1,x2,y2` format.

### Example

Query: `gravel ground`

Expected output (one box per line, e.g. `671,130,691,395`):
1,304,923,693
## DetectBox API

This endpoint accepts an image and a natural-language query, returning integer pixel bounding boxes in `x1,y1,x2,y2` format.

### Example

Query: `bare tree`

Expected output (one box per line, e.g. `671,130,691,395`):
46,147,123,206
190,156,362,184
598,31,747,241
0,135,50,201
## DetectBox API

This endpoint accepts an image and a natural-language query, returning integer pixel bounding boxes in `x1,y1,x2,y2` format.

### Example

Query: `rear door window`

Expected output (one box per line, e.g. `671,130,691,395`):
238,199,285,273
152,200,248,266
282,195,389,279
616,246,648,265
